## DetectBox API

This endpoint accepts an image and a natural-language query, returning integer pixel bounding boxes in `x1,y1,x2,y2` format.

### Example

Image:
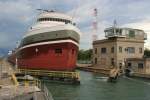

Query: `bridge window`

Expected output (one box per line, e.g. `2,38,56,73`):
129,30,135,38
38,18,72,24
116,29,122,35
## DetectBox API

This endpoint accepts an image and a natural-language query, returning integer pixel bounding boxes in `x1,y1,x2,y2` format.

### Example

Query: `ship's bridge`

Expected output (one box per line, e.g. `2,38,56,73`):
30,11,75,31
37,11,73,24
105,27,147,40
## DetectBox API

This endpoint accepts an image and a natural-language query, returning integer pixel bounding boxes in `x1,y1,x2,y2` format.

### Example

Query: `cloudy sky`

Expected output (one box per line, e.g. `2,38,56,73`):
0,0,150,56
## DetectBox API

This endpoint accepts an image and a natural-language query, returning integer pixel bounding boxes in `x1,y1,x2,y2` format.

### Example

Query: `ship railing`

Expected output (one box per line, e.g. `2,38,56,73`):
26,24,77,35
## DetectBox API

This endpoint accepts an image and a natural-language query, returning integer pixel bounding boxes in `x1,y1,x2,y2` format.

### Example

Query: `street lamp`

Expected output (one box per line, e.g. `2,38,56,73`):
15,57,18,70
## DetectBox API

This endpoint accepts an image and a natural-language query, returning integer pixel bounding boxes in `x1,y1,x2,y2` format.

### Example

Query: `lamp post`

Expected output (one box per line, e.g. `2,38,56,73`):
15,57,18,70
15,41,19,71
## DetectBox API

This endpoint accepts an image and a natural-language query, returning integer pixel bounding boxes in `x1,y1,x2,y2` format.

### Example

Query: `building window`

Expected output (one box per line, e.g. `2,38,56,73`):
128,62,132,67
111,58,114,66
95,48,97,54
116,29,122,35
138,63,143,69
119,46,122,53
127,47,135,53
111,47,114,53
139,48,142,53
95,58,97,64
119,63,122,69
129,30,135,38
101,48,107,54
55,48,62,54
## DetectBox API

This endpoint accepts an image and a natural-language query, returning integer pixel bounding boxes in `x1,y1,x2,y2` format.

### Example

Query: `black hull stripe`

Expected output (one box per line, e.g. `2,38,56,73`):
20,30,80,47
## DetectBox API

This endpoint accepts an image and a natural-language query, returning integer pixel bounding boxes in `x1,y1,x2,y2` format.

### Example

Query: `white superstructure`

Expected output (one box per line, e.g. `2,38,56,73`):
24,11,81,38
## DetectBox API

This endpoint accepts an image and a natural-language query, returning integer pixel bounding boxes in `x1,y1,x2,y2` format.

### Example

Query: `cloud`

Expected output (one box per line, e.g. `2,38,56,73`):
0,0,150,53
0,32,17,49
0,0,35,24
122,18,150,49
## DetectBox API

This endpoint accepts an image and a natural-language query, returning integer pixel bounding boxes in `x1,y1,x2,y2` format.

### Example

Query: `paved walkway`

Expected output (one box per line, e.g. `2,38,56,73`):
0,59,14,86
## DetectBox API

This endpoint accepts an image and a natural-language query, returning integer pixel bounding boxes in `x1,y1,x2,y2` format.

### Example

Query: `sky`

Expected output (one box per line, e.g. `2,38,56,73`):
0,0,150,56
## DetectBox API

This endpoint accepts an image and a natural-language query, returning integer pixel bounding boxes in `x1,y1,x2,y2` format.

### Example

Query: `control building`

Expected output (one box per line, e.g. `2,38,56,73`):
93,27,147,71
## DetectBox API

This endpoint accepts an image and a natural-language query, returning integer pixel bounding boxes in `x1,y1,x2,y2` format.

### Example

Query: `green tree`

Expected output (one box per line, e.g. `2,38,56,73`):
144,48,150,57
78,49,93,63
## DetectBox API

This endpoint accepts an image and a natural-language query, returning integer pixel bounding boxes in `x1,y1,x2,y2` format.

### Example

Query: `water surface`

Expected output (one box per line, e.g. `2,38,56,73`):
45,70,150,100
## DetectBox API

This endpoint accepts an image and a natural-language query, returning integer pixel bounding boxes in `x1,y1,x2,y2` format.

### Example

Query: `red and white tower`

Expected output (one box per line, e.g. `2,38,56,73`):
92,8,98,41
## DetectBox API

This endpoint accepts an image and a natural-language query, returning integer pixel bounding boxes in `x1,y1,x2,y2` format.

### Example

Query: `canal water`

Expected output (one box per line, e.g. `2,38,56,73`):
45,70,150,100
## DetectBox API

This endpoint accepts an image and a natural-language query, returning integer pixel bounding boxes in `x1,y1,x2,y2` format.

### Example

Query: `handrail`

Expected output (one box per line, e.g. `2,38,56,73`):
42,84,54,100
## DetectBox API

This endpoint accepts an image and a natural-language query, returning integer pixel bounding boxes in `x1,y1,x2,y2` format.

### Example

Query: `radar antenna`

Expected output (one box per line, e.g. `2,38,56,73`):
113,19,117,35
113,19,117,28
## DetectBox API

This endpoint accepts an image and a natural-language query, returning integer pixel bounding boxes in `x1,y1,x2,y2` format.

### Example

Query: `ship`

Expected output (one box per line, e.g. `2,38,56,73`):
8,10,81,71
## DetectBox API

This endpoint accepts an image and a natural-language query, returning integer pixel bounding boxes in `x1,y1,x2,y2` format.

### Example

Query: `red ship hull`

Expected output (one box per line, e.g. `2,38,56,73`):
8,42,78,71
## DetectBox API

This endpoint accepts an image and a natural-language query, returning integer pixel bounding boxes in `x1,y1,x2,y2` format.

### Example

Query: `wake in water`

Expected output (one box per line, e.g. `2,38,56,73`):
123,76,150,86
95,77,109,82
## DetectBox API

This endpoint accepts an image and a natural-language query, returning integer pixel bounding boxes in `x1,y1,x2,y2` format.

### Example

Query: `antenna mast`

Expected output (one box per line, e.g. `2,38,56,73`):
92,8,98,41
113,19,117,35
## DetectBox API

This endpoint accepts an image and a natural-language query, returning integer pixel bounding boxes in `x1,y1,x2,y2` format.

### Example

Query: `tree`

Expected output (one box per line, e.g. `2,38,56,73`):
77,49,93,62
144,48,150,57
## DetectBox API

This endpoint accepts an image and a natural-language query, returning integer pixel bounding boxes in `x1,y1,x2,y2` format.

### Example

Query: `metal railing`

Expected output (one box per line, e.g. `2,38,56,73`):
17,69,80,79
42,84,54,100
